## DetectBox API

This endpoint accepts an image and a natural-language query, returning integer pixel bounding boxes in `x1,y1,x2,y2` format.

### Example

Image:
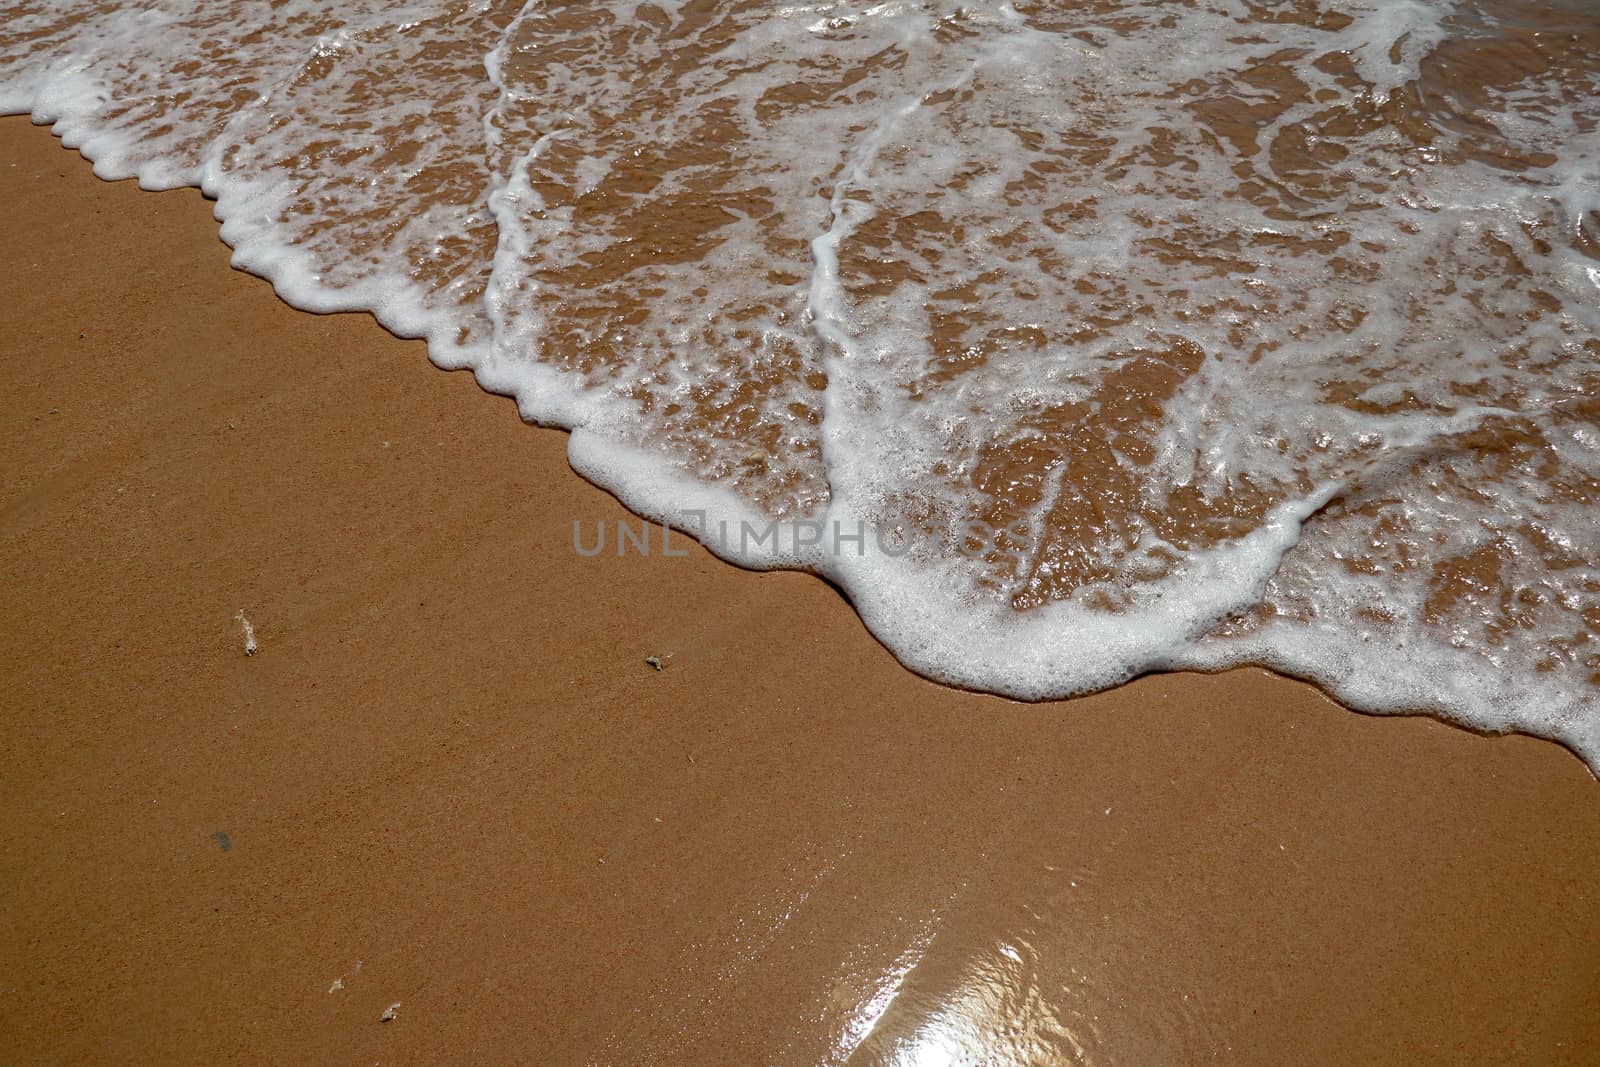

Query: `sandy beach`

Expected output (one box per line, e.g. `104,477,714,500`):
2,115,1598,1062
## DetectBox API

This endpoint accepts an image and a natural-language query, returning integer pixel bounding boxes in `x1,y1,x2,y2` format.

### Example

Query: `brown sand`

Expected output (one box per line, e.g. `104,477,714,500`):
2,115,1597,1064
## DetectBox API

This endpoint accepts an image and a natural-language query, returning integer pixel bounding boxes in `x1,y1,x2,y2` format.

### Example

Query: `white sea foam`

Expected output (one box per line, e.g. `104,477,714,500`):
4,0,1597,769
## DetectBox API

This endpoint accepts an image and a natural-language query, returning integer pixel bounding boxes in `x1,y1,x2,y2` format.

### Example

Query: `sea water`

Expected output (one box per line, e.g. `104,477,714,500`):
4,0,1597,769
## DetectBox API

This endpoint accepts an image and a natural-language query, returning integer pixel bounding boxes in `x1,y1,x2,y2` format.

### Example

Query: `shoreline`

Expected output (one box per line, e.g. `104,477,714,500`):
3,115,1598,1062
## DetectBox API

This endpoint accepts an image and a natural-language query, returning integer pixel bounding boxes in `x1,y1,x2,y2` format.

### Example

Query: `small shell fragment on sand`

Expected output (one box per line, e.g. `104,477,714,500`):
645,655,663,671
379,1002,400,1023
235,611,258,656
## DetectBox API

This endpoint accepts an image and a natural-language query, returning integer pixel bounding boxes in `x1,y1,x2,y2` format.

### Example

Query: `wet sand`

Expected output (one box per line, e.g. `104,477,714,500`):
2,115,1598,1063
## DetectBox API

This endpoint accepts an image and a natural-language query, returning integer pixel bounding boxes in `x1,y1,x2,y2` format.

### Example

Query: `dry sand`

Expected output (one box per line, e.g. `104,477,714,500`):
2,115,1598,1064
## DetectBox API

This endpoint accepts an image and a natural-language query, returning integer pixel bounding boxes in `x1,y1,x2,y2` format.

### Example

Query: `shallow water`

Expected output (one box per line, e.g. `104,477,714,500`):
3,0,1597,767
